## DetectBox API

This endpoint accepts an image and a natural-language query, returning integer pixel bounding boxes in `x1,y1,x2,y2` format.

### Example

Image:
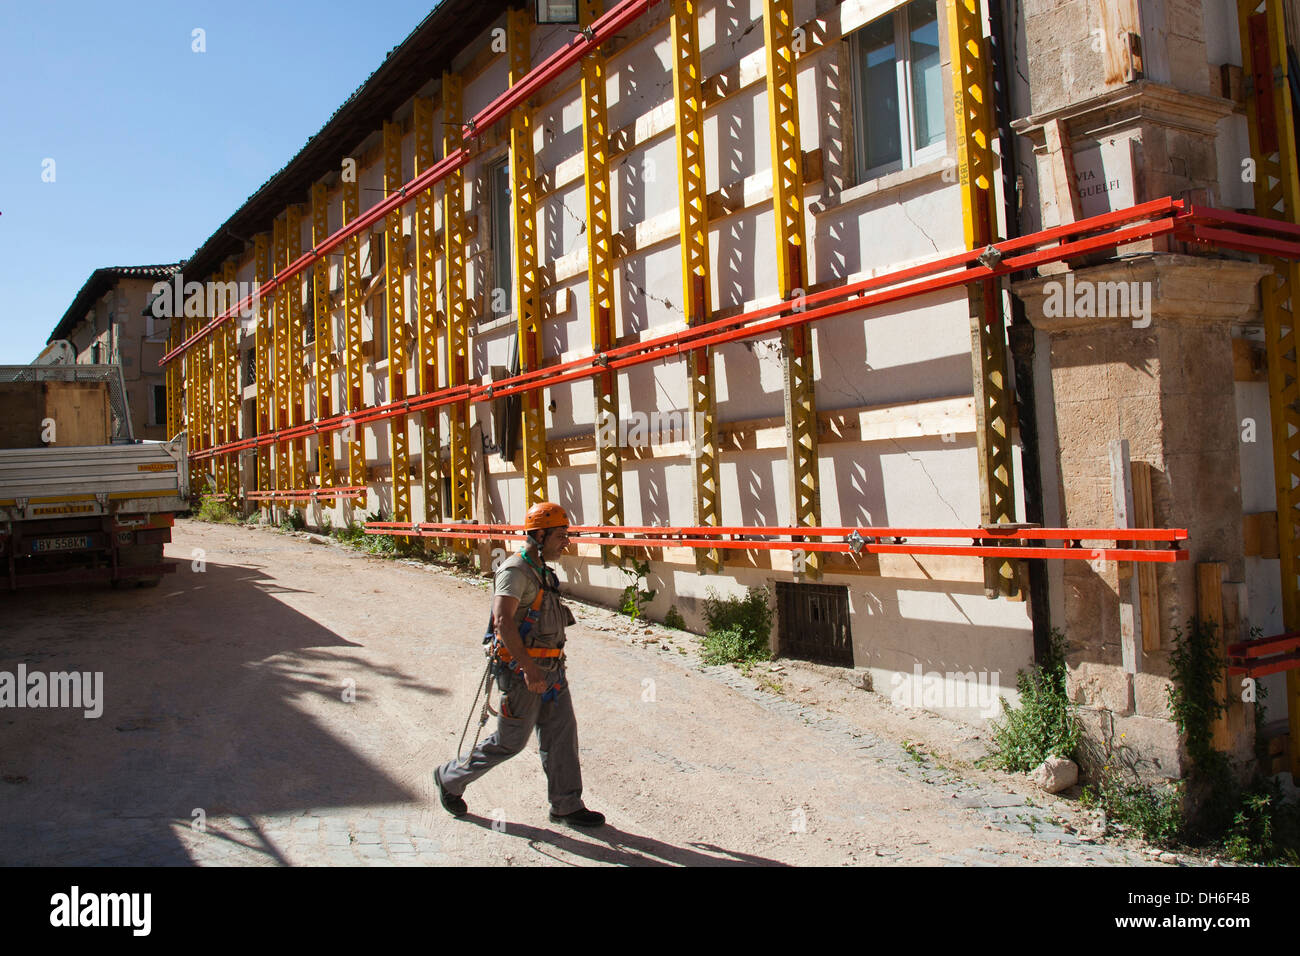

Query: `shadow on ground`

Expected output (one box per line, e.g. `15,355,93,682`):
0,558,430,865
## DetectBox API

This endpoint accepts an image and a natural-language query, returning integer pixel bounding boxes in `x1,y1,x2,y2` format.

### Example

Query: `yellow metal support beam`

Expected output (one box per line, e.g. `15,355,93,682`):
509,7,549,509
581,0,624,566
217,259,239,501
254,232,272,509
764,0,820,578
311,183,336,502
164,317,180,442
413,96,443,522
384,121,412,526
947,0,1018,597
273,215,290,510
443,72,474,537
342,172,367,506
286,204,308,499
672,0,720,573
1239,0,1300,777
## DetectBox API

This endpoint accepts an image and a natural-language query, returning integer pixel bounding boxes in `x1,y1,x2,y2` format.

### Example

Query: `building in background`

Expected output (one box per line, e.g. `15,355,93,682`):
46,264,184,442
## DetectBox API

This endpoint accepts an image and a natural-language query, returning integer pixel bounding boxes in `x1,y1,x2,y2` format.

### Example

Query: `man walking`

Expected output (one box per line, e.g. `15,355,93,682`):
434,501,605,828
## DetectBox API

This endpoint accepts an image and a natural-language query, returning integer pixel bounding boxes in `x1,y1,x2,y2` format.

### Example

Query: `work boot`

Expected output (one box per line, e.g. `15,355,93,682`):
549,807,605,828
434,768,467,818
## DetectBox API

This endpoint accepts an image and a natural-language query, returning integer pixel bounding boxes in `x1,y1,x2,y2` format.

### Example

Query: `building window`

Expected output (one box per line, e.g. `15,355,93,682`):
490,158,512,318
244,348,256,388
851,0,945,182
152,385,168,427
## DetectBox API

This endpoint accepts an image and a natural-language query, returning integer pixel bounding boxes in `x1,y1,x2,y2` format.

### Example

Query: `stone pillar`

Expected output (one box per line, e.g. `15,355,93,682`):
1013,255,1270,781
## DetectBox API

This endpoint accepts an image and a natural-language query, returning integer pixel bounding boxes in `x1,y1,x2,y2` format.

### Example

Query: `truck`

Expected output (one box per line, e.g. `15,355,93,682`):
0,360,188,590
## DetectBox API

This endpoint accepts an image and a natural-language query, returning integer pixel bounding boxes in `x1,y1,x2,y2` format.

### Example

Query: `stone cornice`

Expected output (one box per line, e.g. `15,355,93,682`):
1012,81,1235,149
1011,254,1271,331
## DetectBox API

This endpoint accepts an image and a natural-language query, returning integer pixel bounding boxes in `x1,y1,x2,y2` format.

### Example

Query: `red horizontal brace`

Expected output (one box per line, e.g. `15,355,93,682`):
361,523,1187,561
1227,632,1300,658
246,485,369,501
1227,651,1300,677
1177,203,1300,239
364,521,1185,541
477,216,1182,402
1178,224,1300,259
161,0,655,366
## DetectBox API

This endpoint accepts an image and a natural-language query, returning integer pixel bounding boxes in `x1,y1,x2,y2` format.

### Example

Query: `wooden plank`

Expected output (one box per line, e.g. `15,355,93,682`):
1110,439,1142,674
1131,461,1160,650
1197,561,1232,752
1243,510,1280,559
1100,0,1143,84
1043,118,1082,225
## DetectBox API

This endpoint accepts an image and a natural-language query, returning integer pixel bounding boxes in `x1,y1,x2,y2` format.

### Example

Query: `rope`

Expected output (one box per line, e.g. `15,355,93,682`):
456,658,494,763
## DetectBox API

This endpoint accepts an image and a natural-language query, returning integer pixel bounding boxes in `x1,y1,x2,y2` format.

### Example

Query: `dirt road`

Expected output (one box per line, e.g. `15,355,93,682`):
0,519,1183,866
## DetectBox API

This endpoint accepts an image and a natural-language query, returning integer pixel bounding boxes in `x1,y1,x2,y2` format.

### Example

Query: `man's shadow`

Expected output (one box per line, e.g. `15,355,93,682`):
456,815,789,867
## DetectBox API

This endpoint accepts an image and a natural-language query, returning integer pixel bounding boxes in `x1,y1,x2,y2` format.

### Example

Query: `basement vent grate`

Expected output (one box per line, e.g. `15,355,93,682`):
775,582,853,667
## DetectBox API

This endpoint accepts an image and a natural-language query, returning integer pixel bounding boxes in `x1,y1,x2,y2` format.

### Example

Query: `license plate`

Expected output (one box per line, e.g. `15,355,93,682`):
32,535,92,553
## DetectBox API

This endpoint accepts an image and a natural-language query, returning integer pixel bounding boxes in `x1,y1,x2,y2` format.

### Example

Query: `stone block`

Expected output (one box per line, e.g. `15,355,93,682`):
1069,661,1135,714
1134,671,1173,718
1107,348,1160,399
1117,394,1164,456
1051,350,1112,401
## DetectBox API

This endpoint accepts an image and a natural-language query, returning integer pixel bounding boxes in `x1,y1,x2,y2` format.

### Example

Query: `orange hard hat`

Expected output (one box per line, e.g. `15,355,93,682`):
523,501,569,531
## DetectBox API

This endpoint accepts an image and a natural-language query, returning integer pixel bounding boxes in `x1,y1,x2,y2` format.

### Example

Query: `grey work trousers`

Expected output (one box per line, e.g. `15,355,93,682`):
437,663,584,815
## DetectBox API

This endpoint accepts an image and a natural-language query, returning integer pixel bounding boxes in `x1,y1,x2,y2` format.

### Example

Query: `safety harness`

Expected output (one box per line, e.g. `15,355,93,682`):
458,548,570,761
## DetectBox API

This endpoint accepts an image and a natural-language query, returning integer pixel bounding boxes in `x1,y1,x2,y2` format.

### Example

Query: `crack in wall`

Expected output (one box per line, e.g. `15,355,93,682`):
900,196,941,254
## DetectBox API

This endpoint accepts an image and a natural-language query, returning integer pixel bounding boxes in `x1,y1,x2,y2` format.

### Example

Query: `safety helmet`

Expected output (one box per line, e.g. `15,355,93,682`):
523,501,569,531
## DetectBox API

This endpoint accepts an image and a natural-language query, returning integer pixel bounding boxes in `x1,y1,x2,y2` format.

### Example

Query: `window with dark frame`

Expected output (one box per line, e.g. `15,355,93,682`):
851,0,945,182
490,158,513,319
153,385,167,427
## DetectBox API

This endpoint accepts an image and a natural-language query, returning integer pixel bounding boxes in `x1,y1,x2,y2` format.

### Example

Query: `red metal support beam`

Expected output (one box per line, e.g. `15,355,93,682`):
362,520,1187,562
185,199,1300,465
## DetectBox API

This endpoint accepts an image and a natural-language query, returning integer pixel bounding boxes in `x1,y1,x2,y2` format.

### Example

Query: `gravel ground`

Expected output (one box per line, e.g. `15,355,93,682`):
0,518,1224,866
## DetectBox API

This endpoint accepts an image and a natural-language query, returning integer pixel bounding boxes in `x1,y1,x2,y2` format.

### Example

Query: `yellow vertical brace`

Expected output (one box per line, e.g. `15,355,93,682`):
414,96,443,522
273,215,290,506
764,0,820,578
164,316,180,441
211,271,226,498
342,172,367,506
672,0,720,573
509,7,549,509
199,279,213,469
581,0,624,566
1239,0,1300,776
183,314,195,460
383,121,412,526
254,232,272,509
218,259,239,501
443,72,474,537
286,204,308,499
311,183,336,503
947,0,1018,597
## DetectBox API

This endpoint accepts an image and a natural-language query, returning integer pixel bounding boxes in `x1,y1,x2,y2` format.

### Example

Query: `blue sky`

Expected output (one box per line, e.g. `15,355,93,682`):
0,0,438,363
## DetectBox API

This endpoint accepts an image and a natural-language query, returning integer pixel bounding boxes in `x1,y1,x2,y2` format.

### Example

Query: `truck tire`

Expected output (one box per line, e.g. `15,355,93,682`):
115,541,165,588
